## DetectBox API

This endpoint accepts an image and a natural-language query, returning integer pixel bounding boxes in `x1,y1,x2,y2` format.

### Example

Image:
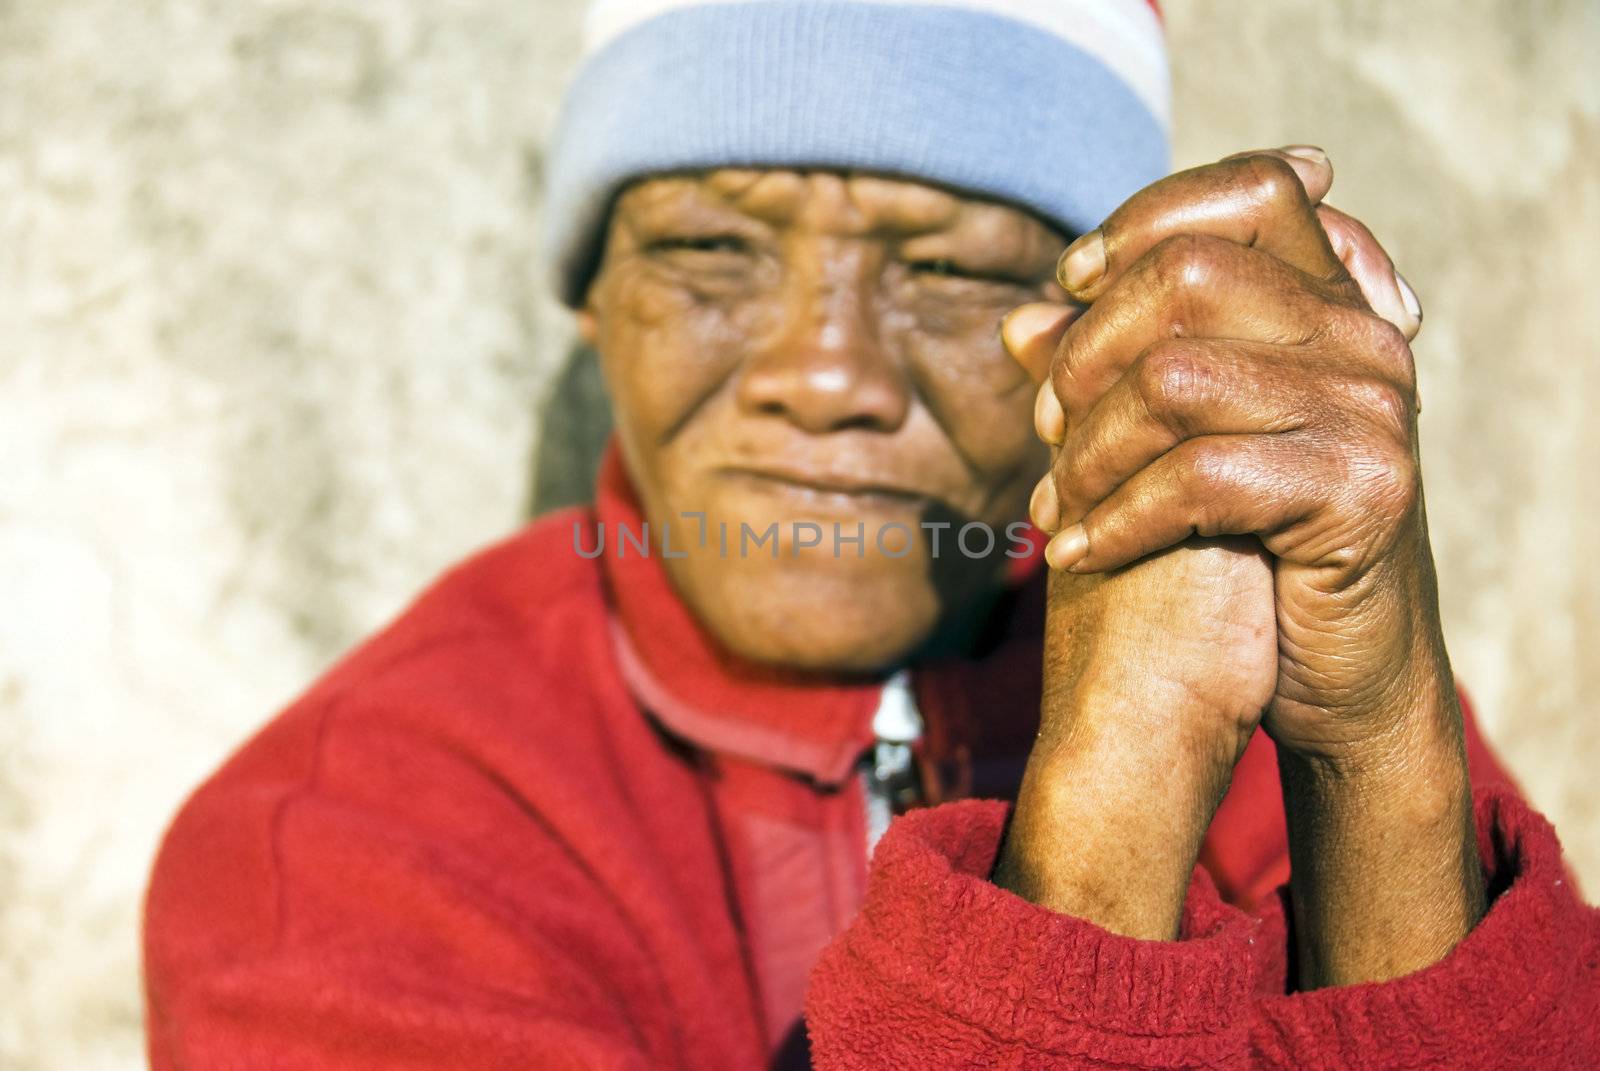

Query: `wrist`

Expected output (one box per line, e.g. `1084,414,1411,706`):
1276,673,1486,987
996,687,1239,941
1275,647,1469,809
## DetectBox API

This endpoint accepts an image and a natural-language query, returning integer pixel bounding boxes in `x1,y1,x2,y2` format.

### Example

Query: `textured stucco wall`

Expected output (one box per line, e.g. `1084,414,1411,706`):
3,1,1596,1066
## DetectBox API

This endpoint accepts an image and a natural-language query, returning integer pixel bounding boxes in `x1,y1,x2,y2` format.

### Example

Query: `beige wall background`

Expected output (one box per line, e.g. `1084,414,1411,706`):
3,1,1596,1066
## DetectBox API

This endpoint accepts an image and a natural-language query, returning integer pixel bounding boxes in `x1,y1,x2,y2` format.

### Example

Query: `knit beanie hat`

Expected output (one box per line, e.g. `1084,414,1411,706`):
543,0,1170,306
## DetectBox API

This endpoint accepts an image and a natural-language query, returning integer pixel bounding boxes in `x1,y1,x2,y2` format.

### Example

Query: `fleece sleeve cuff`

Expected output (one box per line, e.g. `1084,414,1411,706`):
1250,785,1600,1067
806,798,1257,1068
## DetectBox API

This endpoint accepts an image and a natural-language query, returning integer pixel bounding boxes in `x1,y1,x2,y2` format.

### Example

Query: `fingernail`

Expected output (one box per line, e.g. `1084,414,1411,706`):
1034,380,1065,445
1045,524,1088,571
1057,231,1105,293
1029,474,1060,533
1280,144,1327,165
1000,302,1073,357
1396,272,1422,324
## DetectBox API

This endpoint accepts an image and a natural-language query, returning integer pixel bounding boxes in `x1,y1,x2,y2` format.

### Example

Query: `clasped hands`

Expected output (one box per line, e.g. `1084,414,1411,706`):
994,147,1486,989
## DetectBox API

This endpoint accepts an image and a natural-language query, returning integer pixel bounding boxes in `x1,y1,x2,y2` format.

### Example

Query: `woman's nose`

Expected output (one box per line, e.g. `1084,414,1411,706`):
735,254,911,434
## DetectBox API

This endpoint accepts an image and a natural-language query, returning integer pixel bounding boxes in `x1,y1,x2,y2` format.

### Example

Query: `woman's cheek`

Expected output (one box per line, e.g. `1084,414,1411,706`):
909,325,1035,429
905,328,1045,517
600,275,749,433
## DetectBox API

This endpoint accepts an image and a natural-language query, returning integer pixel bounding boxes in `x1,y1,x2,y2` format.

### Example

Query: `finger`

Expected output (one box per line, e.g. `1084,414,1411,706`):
1049,234,1367,421
1220,145,1335,205
1044,434,1325,573
1056,147,1343,303
1030,467,1061,534
1317,204,1421,341
1051,340,1314,524
1000,301,1082,383
1002,301,1083,445
1035,379,1065,446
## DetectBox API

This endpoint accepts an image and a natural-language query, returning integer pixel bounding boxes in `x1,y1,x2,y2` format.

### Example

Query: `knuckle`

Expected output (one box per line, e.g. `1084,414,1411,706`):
1232,153,1306,214
1374,382,1415,438
1355,446,1420,517
1339,209,1381,249
1360,312,1418,384
1051,348,1085,407
1176,445,1233,534
1178,440,1239,496
1055,442,1086,493
1147,233,1219,294
1136,342,1210,423
1340,375,1414,439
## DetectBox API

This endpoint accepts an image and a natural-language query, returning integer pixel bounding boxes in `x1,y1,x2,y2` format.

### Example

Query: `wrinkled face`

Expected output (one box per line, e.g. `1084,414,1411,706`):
579,169,1067,673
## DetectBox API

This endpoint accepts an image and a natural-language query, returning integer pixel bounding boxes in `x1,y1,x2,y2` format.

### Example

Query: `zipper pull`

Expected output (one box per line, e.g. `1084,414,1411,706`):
863,669,924,854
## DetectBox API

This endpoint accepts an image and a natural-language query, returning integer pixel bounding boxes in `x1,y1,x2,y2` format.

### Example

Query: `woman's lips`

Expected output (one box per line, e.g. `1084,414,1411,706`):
715,465,934,513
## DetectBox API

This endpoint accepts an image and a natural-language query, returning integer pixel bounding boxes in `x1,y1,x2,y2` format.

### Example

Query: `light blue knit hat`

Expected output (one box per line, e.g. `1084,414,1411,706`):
544,0,1171,306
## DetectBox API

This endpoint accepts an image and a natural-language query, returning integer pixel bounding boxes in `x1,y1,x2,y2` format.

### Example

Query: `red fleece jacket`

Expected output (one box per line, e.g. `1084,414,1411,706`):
143,443,1600,1069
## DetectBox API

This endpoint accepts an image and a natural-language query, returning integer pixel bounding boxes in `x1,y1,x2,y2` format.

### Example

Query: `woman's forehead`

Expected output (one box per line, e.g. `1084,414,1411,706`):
617,168,1041,238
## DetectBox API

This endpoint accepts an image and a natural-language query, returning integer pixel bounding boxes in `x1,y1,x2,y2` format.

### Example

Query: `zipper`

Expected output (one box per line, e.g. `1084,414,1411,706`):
861,668,924,857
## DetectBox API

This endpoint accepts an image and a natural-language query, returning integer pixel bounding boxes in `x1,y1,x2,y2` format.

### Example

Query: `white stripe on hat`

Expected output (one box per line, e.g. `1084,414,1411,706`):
582,0,1169,129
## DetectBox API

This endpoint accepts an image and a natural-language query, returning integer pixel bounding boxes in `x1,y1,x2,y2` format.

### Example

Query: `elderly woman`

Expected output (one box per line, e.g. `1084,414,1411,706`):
143,1,1599,1068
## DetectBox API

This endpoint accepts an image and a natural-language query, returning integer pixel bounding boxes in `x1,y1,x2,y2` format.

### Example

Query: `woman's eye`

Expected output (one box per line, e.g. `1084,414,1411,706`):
909,258,969,278
649,235,749,255
907,258,1018,285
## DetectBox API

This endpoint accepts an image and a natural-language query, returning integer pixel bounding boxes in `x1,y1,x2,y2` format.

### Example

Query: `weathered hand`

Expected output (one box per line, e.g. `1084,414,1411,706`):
990,533,1277,940
1010,147,1441,770
999,147,1484,986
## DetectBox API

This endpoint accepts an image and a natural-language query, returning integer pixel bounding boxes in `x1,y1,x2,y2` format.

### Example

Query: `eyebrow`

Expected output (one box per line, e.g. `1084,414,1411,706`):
617,172,1062,271
635,171,968,236
617,183,765,239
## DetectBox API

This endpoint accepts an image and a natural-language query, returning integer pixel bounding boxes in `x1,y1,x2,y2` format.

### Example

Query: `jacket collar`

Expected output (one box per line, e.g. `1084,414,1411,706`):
593,437,1048,790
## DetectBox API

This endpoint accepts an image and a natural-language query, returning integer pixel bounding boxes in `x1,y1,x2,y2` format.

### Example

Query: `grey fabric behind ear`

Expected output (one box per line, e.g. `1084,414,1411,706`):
529,342,614,516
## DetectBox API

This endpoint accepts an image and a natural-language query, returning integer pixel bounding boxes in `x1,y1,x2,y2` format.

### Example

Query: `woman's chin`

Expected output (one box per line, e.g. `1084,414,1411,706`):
681,561,940,675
